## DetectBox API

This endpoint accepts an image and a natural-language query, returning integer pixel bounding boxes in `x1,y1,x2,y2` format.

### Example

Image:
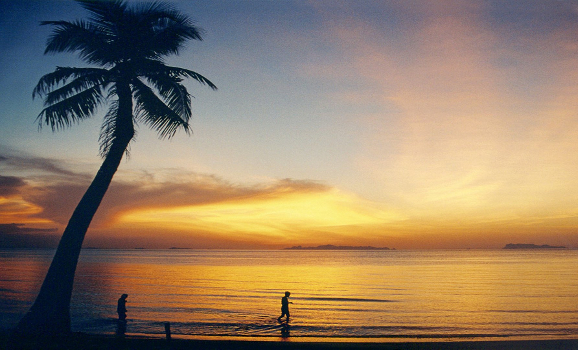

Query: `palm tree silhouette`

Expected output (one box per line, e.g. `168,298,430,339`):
16,0,216,335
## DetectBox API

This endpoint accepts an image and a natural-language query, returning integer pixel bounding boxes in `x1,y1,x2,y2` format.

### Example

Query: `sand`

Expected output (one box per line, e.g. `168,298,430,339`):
2,333,578,350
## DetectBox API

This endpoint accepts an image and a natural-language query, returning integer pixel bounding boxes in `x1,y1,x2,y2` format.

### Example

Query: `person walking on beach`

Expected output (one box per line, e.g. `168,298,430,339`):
117,294,128,321
277,291,292,322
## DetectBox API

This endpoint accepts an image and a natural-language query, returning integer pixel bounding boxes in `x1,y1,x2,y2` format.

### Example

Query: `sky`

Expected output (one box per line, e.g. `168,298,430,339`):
1,0,578,249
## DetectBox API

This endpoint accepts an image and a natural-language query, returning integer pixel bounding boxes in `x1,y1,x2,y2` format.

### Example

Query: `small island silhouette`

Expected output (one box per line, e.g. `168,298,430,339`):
503,243,566,249
285,244,393,250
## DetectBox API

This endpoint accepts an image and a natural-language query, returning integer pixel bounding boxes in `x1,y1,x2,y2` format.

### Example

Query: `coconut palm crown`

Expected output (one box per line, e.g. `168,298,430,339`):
16,0,216,335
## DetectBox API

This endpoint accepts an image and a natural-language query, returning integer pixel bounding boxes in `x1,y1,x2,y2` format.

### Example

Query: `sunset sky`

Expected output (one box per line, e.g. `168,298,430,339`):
1,0,578,249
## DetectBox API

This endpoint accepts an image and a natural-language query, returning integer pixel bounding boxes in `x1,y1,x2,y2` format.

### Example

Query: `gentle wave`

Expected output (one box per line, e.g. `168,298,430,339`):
86,318,577,339
299,297,395,303
488,309,578,314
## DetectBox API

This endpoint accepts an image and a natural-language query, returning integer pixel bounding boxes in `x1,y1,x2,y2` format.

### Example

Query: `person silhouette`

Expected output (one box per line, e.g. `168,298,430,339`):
277,291,292,322
117,294,128,321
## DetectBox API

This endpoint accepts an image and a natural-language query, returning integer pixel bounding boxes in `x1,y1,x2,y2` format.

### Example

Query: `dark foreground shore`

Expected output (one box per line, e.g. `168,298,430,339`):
2,333,578,350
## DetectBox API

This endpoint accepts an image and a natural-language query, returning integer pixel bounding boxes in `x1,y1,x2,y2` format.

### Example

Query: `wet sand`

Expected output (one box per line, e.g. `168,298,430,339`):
2,333,578,350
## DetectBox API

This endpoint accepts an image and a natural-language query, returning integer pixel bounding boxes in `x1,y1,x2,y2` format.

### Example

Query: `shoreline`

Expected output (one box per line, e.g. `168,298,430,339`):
3,332,578,350
126,332,578,343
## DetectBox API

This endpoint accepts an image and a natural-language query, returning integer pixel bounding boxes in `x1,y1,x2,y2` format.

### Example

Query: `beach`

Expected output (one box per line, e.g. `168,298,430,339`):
2,333,578,350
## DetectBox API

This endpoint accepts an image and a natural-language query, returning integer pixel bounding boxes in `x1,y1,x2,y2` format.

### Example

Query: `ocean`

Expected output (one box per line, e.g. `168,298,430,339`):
1,249,577,341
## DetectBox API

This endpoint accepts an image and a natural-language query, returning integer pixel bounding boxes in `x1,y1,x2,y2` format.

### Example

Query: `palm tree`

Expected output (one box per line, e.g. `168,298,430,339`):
16,0,216,336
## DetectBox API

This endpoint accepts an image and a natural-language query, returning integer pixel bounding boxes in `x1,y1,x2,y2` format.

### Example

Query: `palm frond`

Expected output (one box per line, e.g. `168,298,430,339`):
97,84,136,158
148,21,203,58
37,85,104,131
98,100,123,157
132,78,191,139
41,20,114,65
41,71,109,106
143,74,192,122
76,0,127,24
173,67,218,91
33,67,106,98
112,4,202,61
138,60,217,90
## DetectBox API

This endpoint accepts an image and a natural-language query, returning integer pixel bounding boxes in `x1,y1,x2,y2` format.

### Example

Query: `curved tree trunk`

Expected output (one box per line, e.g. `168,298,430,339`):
16,82,134,336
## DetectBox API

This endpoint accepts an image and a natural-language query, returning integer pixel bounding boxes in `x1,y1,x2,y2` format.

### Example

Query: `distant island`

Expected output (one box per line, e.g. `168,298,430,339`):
285,244,393,251
503,243,566,249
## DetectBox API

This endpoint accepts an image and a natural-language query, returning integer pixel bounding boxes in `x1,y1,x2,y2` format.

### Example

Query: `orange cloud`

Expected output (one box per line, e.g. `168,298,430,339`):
0,175,53,225
0,196,49,224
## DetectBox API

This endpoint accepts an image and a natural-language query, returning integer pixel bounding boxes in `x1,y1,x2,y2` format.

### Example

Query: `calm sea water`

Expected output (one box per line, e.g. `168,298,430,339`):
1,249,577,341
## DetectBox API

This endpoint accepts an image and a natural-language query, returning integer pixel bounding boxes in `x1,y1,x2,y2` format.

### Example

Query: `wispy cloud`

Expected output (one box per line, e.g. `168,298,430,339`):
300,1,578,226
0,145,88,179
0,175,26,197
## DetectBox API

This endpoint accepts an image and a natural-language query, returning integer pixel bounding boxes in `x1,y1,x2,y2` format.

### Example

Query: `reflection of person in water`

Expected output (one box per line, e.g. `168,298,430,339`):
117,294,128,321
277,291,292,322
281,322,290,338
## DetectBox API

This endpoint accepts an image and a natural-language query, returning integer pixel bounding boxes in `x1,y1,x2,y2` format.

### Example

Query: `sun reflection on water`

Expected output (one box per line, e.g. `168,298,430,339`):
1,249,577,339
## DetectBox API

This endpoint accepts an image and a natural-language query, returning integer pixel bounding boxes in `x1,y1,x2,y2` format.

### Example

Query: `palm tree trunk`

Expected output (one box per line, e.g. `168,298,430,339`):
16,82,134,336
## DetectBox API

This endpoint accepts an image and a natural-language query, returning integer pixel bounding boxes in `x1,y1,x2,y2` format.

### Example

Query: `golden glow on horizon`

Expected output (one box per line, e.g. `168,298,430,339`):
116,189,404,239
